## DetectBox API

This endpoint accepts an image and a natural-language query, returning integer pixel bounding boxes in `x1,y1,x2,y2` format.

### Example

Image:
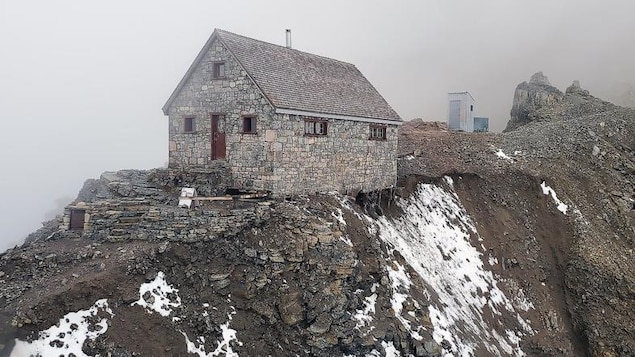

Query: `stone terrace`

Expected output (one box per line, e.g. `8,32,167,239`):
34,168,272,244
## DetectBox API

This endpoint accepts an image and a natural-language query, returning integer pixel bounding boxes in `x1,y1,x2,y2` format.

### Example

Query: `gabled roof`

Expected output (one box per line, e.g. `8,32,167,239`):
163,29,401,122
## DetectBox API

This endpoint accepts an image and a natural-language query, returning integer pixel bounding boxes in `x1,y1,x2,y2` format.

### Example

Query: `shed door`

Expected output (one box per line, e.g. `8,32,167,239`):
69,209,85,230
449,100,461,130
211,114,226,160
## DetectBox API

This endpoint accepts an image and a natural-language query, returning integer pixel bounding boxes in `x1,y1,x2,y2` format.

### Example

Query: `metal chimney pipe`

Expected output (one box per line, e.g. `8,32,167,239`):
285,29,292,49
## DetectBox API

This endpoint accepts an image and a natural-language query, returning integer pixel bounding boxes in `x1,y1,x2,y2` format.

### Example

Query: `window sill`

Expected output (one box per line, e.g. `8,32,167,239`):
212,76,228,80
368,137,387,141
183,131,197,134
241,131,258,135
304,134,328,137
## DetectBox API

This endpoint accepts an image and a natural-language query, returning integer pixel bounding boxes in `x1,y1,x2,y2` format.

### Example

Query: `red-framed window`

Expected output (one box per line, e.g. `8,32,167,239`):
212,61,226,79
304,119,328,136
369,125,387,140
242,115,257,134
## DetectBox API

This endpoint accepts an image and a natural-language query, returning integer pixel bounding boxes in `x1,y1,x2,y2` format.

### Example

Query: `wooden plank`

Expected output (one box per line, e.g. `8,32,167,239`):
192,196,233,201
189,193,268,201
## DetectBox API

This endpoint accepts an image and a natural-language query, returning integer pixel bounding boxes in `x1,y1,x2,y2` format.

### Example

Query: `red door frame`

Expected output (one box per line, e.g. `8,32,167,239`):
210,113,226,160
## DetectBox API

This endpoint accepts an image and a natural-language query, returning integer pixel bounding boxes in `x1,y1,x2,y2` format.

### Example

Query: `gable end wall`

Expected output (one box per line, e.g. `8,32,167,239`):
166,38,277,191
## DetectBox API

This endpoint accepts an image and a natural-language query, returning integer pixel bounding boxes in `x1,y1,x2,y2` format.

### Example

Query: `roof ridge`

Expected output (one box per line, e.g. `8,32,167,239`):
164,29,401,121
214,28,358,68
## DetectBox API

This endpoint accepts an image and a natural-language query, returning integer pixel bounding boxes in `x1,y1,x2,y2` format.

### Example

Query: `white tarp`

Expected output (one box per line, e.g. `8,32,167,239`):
179,187,197,208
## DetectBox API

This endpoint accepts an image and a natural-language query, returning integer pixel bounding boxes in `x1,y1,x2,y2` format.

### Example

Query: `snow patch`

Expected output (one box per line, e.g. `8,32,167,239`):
540,181,568,214
183,306,242,357
132,271,182,317
488,255,499,266
332,208,347,226
495,149,513,160
334,193,373,224
375,180,530,356
353,283,379,330
11,299,113,357
381,341,402,357
387,262,423,341
512,287,535,312
340,235,354,247
366,341,401,357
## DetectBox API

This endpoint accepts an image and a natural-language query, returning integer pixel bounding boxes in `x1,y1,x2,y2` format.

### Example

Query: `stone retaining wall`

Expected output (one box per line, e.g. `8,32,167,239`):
59,199,271,242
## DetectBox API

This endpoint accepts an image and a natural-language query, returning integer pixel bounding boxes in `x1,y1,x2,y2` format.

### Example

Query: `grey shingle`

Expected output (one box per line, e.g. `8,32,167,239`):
216,30,401,121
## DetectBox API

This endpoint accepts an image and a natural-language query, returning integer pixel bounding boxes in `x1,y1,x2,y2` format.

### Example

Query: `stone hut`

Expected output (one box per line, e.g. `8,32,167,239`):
162,29,402,196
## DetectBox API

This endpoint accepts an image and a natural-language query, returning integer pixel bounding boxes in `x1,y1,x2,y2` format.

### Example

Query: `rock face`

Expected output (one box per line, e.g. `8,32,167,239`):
1,174,452,357
504,71,564,132
400,75,635,356
504,72,619,132
565,80,590,96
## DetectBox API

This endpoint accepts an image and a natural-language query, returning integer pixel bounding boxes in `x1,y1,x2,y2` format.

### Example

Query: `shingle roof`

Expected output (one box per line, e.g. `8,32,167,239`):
163,29,401,122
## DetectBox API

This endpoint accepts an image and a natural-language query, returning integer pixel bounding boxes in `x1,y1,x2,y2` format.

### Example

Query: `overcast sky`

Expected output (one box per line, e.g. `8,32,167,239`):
1,0,634,252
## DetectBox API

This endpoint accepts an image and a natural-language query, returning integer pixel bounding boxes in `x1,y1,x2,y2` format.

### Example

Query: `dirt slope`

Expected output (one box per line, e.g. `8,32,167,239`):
398,78,634,356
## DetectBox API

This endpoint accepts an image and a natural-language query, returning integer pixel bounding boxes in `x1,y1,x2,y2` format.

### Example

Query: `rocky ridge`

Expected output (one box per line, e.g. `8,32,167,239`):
0,73,634,356
400,73,634,356
504,72,618,132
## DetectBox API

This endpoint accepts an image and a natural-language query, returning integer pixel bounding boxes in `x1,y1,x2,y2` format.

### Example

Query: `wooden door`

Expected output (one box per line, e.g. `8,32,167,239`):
69,209,85,230
211,114,226,160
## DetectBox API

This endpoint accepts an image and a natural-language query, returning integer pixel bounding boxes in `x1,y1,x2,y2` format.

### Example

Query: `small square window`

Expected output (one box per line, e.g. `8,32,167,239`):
369,125,387,140
184,117,195,132
242,116,257,134
213,62,226,79
304,119,328,136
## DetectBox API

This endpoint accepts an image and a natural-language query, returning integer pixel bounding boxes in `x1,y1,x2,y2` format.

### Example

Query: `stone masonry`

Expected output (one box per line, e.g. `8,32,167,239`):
28,169,270,244
59,199,271,243
165,31,400,196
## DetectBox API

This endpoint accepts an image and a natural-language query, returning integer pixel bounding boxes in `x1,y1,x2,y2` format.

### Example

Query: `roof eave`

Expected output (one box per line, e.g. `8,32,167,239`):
162,30,221,116
275,108,403,125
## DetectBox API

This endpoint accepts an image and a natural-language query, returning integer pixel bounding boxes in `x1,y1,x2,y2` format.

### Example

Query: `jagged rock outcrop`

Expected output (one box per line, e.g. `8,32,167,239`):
504,72,564,132
565,80,590,96
504,73,620,133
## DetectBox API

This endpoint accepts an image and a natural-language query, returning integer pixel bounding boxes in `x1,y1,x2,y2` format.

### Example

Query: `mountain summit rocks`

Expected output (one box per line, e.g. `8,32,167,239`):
504,71,564,132
529,71,552,86
504,72,619,132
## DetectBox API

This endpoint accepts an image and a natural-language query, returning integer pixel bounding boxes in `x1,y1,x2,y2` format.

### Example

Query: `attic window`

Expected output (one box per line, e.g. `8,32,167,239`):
369,125,387,140
242,115,257,134
304,119,328,136
184,117,195,133
212,61,226,79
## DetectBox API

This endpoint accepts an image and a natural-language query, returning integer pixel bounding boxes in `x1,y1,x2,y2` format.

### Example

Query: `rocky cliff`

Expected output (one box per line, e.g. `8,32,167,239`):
504,72,618,132
1,74,634,357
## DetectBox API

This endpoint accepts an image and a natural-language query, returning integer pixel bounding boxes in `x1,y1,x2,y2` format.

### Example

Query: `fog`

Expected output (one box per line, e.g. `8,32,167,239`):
1,0,634,252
